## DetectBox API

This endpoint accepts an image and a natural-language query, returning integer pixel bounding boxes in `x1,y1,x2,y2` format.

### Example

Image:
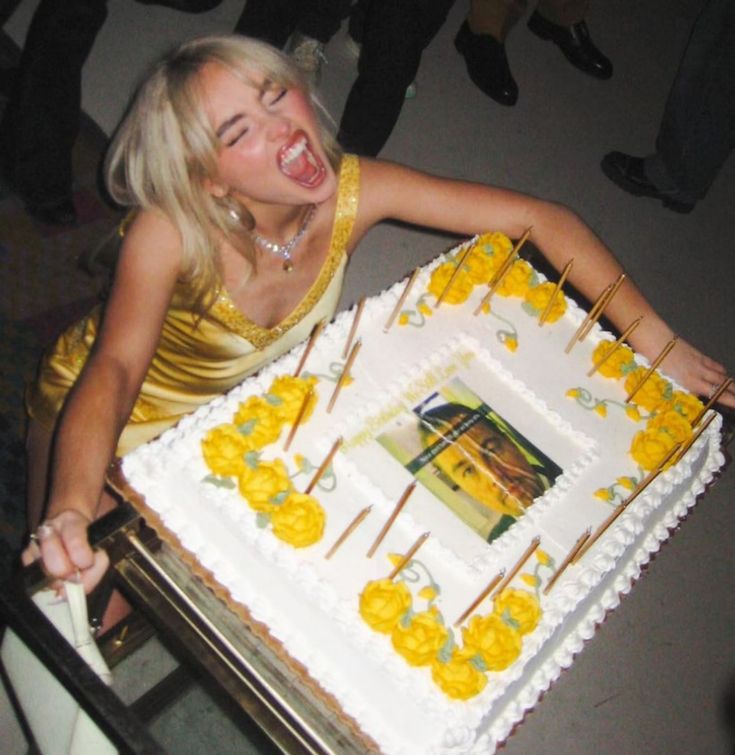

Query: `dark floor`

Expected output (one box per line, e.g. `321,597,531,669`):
2,0,735,752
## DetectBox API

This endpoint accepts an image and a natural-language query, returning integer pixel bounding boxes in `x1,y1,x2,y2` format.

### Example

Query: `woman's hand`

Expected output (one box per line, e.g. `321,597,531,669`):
661,338,735,410
22,509,110,594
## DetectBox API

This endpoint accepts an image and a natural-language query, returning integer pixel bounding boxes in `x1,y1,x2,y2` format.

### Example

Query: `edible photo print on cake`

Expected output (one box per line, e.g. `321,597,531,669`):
378,378,562,543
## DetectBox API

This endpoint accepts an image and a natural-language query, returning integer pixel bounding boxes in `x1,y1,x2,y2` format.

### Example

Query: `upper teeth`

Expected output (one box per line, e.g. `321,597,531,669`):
282,137,307,165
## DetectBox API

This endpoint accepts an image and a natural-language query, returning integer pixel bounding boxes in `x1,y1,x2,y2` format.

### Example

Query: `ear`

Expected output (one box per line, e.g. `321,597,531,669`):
202,176,228,198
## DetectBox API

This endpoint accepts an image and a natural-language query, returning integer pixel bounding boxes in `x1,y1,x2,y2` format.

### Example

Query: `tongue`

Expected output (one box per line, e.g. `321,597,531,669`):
281,149,317,184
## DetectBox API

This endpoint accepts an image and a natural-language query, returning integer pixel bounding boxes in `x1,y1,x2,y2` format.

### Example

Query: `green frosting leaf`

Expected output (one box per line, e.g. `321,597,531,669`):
237,419,257,436
244,451,260,469
271,490,290,505
202,474,236,489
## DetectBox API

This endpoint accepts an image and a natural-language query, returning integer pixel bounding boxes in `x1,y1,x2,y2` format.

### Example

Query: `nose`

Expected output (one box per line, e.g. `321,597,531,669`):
265,113,290,141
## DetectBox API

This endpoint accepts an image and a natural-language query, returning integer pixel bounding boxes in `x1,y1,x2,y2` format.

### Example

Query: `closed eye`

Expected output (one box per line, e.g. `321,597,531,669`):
266,87,288,107
226,126,249,147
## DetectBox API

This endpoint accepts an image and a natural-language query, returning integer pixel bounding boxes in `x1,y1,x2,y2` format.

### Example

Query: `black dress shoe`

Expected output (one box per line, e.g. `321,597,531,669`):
455,21,518,106
25,196,78,226
527,12,612,80
601,152,695,213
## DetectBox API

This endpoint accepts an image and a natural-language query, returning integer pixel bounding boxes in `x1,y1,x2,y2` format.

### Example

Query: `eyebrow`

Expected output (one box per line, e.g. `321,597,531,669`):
215,84,273,139
216,113,243,139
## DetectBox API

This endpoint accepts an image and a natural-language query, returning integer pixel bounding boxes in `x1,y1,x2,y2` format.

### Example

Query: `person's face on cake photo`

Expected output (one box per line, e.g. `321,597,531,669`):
199,61,337,207
423,406,546,518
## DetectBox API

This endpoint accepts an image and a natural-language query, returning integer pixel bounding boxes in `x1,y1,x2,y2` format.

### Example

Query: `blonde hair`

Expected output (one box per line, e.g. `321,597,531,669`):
105,34,341,312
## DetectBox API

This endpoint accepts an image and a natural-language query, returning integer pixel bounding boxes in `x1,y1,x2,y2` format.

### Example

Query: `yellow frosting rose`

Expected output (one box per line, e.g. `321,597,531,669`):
462,613,522,671
267,374,318,425
629,427,678,471
668,390,704,423
233,395,285,449
427,262,474,305
359,579,412,634
493,589,541,636
463,248,495,284
270,492,325,547
391,610,449,667
623,368,670,413
524,281,567,323
591,340,636,379
646,410,693,445
238,458,292,513
482,231,514,258
431,650,488,700
496,259,533,298
201,424,250,476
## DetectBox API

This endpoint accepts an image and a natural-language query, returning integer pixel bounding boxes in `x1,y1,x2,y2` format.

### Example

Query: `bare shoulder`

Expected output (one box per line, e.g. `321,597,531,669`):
119,208,184,273
355,158,441,228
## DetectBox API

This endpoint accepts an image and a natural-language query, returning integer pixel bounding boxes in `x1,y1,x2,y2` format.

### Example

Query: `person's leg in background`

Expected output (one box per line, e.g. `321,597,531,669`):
602,0,735,212
455,0,526,105
527,0,611,80
455,0,610,107
233,0,296,49
286,0,352,83
338,0,455,157
0,0,108,225
649,0,735,207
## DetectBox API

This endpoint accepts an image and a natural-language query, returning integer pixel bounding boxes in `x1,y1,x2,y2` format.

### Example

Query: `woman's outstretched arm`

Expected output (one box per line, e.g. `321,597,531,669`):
353,159,734,409
25,211,183,592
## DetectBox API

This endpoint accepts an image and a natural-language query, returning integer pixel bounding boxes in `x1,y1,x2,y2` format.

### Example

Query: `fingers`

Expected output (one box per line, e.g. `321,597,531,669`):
669,341,734,410
27,509,110,594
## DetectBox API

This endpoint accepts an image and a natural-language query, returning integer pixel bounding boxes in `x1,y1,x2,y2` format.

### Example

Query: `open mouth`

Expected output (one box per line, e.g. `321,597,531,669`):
278,131,327,188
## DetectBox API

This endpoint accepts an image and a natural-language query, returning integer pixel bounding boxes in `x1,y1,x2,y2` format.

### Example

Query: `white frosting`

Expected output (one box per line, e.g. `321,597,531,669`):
123,238,725,754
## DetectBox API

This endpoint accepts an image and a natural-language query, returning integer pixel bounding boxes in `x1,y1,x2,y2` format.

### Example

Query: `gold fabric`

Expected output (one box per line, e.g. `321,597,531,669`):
28,155,360,455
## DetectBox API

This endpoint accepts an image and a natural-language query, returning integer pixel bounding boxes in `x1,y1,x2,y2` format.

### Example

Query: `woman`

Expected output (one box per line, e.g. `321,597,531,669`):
24,34,734,606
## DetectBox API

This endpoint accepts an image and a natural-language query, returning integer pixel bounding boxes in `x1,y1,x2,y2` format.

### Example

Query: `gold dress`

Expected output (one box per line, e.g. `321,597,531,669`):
27,155,360,455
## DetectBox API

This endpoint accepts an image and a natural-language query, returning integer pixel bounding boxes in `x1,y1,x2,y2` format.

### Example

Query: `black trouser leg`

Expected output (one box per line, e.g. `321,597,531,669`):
338,0,455,156
0,0,108,204
653,0,735,202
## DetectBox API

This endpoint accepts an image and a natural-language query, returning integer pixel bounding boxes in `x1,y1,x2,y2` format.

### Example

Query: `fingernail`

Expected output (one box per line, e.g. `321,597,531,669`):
37,523,54,541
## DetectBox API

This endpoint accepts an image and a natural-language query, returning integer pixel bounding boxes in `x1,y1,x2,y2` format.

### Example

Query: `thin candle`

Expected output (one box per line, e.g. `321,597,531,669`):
575,442,681,562
692,377,733,426
579,272,626,342
305,437,343,494
324,505,372,560
388,532,430,580
472,230,530,316
564,283,612,353
293,319,325,377
542,529,591,595
366,481,417,558
453,570,505,627
327,339,362,414
625,336,679,403
493,536,541,595
283,385,315,452
384,268,419,333
343,297,366,359
538,258,573,326
586,317,643,377
436,244,474,307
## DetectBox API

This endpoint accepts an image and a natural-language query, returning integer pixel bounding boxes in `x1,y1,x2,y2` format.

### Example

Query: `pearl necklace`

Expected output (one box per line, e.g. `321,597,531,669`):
251,204,316,273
